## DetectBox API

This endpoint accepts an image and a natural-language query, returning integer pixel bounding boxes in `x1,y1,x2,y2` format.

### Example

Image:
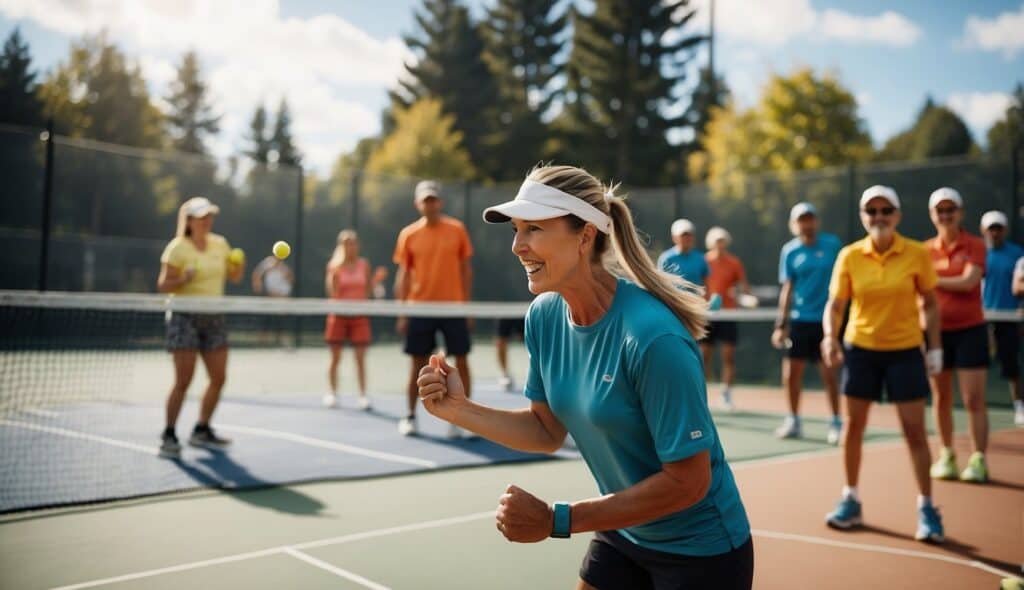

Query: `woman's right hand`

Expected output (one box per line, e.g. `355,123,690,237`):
821,337,844,369
416,354,465,420
771,327,789,350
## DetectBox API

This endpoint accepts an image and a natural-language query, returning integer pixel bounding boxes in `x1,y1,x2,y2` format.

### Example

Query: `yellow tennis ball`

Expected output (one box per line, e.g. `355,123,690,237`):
228,248,245,265
272,241,291,259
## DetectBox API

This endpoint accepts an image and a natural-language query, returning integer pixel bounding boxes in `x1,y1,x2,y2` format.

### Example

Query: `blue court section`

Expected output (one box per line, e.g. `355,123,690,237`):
0,389,578,513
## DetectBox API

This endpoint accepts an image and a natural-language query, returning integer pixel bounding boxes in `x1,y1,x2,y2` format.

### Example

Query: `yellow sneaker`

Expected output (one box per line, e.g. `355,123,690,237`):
929,448,958,480
959,452,988,483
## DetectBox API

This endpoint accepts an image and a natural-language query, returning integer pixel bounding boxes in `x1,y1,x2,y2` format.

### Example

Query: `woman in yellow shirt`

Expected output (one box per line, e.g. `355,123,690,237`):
156,197,244,459
821,185,946,544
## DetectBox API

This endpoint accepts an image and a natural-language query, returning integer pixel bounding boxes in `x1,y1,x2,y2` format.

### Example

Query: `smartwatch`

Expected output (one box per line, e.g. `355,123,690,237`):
550,502,571,538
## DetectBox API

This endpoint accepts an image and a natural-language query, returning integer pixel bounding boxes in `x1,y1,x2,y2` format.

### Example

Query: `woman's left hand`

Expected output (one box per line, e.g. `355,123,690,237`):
495,484,554,543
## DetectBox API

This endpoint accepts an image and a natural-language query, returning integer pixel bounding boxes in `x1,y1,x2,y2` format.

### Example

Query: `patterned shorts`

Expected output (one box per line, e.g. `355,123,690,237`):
166,313,228,351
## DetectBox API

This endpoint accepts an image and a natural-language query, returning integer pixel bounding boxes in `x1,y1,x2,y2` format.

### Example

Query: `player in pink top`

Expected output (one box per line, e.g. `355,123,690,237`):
324,230,388,410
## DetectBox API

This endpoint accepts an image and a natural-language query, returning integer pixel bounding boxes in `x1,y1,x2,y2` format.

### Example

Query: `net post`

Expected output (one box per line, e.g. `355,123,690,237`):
294,165,305,347
38,118,55,292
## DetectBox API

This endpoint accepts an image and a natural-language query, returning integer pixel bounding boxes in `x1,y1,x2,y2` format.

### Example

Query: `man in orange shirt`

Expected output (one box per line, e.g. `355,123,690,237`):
703,226,754,410
394,180,474,438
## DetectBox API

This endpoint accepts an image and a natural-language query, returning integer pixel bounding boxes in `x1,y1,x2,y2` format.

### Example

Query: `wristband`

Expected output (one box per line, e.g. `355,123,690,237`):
550,502,571,538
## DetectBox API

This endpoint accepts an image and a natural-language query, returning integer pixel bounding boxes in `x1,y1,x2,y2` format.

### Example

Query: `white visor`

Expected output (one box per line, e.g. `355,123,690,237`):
482,179,612,234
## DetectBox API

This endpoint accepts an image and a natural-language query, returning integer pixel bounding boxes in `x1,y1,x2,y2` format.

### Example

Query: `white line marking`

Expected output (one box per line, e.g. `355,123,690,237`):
291,511,494,551
0,419,156,455
283,548,390,590
752,528,1016,578
23,408,61,418
215,424,438,468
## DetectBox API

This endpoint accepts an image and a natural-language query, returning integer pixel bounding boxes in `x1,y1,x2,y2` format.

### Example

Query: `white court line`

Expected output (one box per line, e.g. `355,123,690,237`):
23,408,61,418
216,424,438,469
752,528,1017,578
283,548,390,590
0,419,156,455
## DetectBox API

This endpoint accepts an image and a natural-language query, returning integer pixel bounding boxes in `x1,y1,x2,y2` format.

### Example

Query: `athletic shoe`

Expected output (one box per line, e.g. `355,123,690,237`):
826,417,843,446
322,393,338,408
774,416,801,439
1014,401,1024,427
929,448,958,480
189,425,231,449
915,504,945,544
159,431,181,459
718,389,735,411
498,375,514,392
357,396,372,411
398,416,417,436
825,496,863,529
959,451,989,483
999,576,1024,590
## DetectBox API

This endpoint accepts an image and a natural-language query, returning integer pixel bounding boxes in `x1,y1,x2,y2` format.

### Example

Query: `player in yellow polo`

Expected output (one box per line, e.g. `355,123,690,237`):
821,185,946,544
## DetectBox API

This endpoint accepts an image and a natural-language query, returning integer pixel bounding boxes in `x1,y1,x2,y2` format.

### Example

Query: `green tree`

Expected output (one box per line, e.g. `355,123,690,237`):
244,104,271,163
394,0,498,178
165,51,221,155
986,83,1023,157
270,98,300,166
556,0,703,183
0,28,43,127
480,0,566,180
878,97,974,161
365,97,476,182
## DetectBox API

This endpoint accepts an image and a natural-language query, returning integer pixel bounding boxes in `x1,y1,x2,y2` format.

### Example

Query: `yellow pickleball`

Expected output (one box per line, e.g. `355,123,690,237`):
228,248,245,265
272,241,291,259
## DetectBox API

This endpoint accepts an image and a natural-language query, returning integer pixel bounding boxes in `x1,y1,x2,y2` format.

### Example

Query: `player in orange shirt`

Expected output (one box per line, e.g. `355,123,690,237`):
703,226,754,410
924,188,990,483
393,180,474,438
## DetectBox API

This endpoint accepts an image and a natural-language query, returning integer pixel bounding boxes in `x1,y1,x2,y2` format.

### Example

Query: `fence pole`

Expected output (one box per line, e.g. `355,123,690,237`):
38,119,55,292
846,163,857,243
1013,146,1020,244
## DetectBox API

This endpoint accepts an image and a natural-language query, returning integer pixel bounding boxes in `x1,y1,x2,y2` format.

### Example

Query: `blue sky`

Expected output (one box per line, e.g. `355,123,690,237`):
1,0,1021,175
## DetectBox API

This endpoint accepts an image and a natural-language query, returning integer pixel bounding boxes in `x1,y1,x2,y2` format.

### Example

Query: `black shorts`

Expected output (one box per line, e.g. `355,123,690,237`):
496,317,525,339
165,313,228,352
990,321,1021,378
580,530,753,590
840,344,930,403
704,321,738,344
403,316,471,356
787,321,823,361
940,324,989,369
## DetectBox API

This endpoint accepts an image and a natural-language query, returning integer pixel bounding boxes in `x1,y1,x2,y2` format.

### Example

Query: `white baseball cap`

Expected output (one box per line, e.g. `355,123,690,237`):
182,196,219,218
705,226,731,250
414,180,442,202
789,202,817,223
859,185,900,210
671,218,695,236
482,179,612,234
928,187,963,210
981,210,1008,229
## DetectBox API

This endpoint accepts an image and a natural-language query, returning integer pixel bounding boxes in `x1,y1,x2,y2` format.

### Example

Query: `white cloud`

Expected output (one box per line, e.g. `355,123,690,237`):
818,10,921,47
947,92,1014,134
0,0,411,173
960,3,1024,59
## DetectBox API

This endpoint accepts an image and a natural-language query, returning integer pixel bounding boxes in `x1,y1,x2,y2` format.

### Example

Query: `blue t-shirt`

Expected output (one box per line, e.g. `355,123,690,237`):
983,241,1024,311
657,248,709,286
523,279,750,556
779,232,842,323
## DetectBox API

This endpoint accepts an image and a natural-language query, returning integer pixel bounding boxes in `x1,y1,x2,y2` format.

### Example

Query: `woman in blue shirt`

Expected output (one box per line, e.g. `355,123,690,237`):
417,165,752,590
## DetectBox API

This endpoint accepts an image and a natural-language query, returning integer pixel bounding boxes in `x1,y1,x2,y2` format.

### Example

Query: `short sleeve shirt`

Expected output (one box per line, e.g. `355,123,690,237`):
393,216,473,302
704,252,746,309
983,241,1024,311
331,258,370,300
657,248,709,286
160,234,231,296
779,232,841,323
926,231,986,331
829,233,937,350
523,279,750,556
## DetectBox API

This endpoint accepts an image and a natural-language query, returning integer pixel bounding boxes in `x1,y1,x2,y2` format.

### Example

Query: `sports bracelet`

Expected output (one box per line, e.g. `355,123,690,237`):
550,502,571,538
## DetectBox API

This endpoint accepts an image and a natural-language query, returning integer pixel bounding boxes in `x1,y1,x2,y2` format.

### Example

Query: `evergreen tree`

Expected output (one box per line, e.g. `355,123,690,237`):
686,66,729,148
270,98,301,166
557,0,703,183
0,28,43,127
987,83,1024,157
165,51,221,155
394,0,498,178
244,104,271,163
480,0,567,180
878,96,974,161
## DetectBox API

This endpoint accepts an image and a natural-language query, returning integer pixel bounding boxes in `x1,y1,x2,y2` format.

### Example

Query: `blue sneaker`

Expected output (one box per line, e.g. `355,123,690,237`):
915,504,944,544
825,496,862,529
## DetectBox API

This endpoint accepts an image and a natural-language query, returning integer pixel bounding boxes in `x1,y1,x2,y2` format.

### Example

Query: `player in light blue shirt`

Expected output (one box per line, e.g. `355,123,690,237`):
417,166,753,589
657,218,709,286
772,203,843,443
979,210,1024,426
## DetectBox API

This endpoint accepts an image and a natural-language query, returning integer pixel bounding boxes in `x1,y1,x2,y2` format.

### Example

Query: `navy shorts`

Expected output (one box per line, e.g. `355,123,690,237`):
580,530,754,590
940,323,989,370
787,321,823,362
403,316,471,356
165,313,228,352
840,345,930,403
990,321,1021,378
704,320,738,344
496,317,525,339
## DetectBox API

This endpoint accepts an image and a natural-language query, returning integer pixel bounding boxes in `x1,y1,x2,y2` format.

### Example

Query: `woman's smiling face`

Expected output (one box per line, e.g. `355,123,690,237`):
510,217,589,295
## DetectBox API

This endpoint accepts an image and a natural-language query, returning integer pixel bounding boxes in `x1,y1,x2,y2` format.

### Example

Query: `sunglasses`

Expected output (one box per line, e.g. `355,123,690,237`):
934,206,959,215
863,206,896,217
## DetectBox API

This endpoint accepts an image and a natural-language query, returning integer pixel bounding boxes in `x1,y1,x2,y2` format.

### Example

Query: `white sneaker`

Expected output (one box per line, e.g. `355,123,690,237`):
1014,401,1024,427
498,375,514,392
827,418,843,445
718,389,735,411
446,423,463,440
775,416,801,439
322,393,338,408
357,396,372,411
398,416,417,436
